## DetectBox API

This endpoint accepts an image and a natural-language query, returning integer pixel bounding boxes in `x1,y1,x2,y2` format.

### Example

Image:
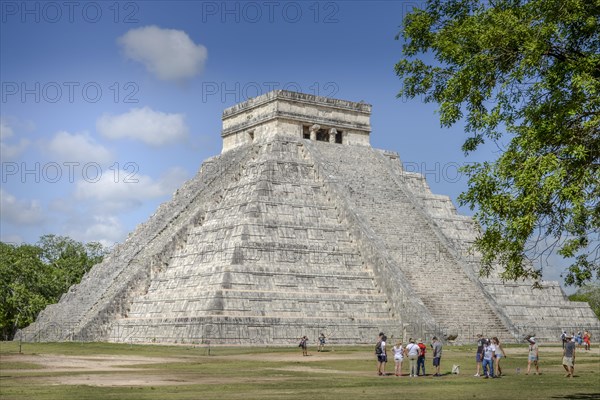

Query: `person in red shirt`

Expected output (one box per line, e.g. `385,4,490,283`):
583,330,591,351
417,338,427,376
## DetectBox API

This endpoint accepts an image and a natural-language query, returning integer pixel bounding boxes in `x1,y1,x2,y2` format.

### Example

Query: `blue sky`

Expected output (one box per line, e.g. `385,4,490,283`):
0,1,573,290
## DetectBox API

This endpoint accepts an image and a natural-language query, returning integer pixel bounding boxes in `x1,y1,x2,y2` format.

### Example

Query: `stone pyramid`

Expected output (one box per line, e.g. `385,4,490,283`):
21,91,598,345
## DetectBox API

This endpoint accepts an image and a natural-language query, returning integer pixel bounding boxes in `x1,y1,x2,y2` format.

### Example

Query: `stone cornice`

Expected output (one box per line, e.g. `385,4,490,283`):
222,90,372,119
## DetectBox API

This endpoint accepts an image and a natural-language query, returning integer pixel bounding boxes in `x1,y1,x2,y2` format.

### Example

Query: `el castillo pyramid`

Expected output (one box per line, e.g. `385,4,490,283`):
21,90,599,345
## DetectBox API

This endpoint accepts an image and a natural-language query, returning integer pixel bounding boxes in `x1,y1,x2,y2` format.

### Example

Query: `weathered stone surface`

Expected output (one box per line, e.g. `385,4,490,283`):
19,91,599,344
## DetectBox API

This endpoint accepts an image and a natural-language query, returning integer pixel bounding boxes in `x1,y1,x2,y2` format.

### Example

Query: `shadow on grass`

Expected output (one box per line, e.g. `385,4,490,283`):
551,394,600,399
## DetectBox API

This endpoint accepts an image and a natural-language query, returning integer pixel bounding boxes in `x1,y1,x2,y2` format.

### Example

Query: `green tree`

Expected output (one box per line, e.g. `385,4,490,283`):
0,243,49,341
0,236,106,340
395,0,599,286
568,282,600,319
37,235,105,295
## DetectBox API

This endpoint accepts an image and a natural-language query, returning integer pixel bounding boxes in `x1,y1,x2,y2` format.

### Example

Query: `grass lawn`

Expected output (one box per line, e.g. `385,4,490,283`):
0,341,598,400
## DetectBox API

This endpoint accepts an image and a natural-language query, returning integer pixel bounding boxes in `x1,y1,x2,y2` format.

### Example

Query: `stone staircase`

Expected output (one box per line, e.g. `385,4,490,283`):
374,152,599,342
305,140,515,342
18,145,253,342
109,137,399,344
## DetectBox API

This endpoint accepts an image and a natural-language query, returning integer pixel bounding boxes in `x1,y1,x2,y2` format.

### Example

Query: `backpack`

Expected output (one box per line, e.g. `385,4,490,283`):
375,342,383,355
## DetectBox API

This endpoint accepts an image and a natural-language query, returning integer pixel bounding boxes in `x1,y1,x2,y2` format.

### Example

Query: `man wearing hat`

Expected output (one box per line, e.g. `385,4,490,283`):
526,337,540,375
562,333,576,378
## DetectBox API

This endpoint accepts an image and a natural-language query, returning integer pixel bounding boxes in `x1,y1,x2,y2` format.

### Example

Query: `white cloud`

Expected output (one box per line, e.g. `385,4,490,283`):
1,117,31,160
65,214,126,247
0,189,45,225
75,166,189,212
43,199,126,246
56,167,187,247
47,131,113,165
97,107,189,146
118,25,207,82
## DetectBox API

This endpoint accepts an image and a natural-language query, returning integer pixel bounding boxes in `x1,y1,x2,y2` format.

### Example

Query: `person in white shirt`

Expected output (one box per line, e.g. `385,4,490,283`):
404,338,420,377
492,337,507,377
392,340,404,376
482,338,496,378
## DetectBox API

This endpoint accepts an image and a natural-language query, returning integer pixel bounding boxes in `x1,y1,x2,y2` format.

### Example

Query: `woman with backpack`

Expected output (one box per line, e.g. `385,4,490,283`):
375,333,388,375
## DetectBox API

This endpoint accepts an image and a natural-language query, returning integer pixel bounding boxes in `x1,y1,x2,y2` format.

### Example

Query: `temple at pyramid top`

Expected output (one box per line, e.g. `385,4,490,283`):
221,90,372,152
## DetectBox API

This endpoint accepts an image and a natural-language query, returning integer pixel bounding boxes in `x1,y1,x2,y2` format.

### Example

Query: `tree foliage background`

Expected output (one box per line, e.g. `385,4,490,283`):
396,0,599,285
0,235,106,340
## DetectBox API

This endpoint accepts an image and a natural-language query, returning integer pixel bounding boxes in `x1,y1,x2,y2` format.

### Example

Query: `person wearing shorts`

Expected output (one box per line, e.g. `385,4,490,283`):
431,336,442,377
583,330,591,351
392,340,404,376
562,334,576,378
492,337,507,377
375,333,388,376
318,333,327,352
299,335,309,356
526,337,540,375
